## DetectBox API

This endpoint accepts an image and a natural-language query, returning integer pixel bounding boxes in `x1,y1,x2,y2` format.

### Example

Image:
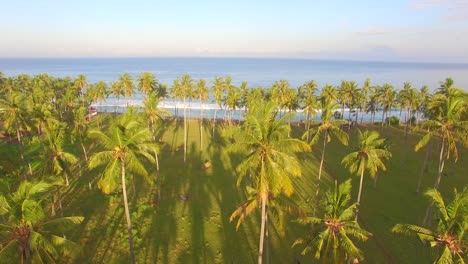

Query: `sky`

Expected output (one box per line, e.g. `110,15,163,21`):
1,0,468,62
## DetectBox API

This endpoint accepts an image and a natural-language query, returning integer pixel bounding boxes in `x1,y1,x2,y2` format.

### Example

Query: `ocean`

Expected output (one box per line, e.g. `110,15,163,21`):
1,57,467,122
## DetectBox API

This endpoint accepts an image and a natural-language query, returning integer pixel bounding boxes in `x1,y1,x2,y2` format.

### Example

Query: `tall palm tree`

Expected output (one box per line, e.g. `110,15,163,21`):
0,91,31,176
137,72,157,99
111,81,124,113
88,113,157,264
230,100,310,264
119,73,134,107
39,123,78,187
195,79,209,151
0,180,84,263
73,74,88,104
320,84,338,106
378,84,397,127
225,85,241,123
293,180,372,263
176,75,194,163
392,188,468,263
342,130,392,220
299,80,319,139
415,89,468,190
303,101,348,184
212,76,225,134
360,78,372,123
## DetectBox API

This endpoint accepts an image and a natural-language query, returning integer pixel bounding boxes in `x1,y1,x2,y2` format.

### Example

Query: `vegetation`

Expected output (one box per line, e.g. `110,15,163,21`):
0,72,466,263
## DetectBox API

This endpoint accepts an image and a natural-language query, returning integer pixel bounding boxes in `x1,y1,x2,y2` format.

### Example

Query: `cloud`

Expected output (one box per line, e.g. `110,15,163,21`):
354,27,393,36
407,0,468,22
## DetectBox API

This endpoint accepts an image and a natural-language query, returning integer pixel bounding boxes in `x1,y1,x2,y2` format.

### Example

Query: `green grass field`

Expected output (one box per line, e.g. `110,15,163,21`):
8,117,465,263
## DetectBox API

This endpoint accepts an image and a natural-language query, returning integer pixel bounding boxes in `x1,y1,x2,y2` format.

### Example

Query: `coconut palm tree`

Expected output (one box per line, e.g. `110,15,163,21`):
378,84,397,127
230,100,310,264
303,101,348,185
225,84,241,123
212,77,225,134
88,113,157,264
0,91,31,177
175,75,194,163
320,84,338,106
293,179,372,263
342,129,392,220
299,81,319,139
392,188,468,263
137,72,157,99
360,78,372,123
119,73,134,107
38,123,78,187
111,81,124,113
194,79,209,151
415,89,468,190
0,180,84,263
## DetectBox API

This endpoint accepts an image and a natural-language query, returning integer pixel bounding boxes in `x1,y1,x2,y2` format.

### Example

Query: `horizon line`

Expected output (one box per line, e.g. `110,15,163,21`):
1,56,468,66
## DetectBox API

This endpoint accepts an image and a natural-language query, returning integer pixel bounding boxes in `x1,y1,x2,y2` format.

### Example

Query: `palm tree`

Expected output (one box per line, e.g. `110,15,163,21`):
39,123,78,187
0,180,84,263
378,84,397,127
320,84,338,106
230,100,310,264
73,74,88,105
212,76,225,134
137,72,157,99
342,129,392,220
225,85,241,123
299,81,319,139
111,81,124,113
119,73,134,107
392,188,468,263
415,89,468,190
360,78,372,123
303,100,348,184
175,75,194,163
88,113,157,264
0,91,31,177
195,79,209,151
293,180,372,263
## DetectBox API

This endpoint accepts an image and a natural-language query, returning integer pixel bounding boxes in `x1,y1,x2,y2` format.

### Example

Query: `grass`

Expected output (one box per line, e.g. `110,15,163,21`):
2,116,466,263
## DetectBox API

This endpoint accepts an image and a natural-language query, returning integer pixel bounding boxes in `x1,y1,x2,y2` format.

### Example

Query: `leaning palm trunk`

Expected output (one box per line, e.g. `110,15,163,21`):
120,159,136,264
416,138,432,193
258,194,267,264
318,130,327,181
356,166,365,221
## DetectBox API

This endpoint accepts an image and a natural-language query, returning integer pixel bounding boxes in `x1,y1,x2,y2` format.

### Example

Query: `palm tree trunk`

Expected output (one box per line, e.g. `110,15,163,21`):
155,152,161,201
318,131,327,181
265,204,270,264
355,166,365,221
57,187,63,217
200,97,204,151
183,97,187,163
416,138,432,193
258,194,267,264
288,109,291,138
81,142,88,161
50,194,56,217
16,127,29,179
213,109,218,137
306,111,311,142
121,159,136,264
434,139,446,190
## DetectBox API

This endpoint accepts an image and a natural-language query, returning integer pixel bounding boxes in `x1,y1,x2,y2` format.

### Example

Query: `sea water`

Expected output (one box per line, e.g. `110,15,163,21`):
1,57,467,122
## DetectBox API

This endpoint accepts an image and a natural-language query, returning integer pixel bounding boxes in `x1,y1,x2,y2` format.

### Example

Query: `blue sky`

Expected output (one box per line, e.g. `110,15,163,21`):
1,0,467,62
